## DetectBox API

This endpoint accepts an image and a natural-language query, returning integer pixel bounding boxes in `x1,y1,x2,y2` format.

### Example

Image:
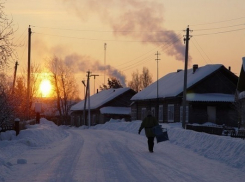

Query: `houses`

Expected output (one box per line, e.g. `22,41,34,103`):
70,87,136,126
236,57,245,128
131,64,238,126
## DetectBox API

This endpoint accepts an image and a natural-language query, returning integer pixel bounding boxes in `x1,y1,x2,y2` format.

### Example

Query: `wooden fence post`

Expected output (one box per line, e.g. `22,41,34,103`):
14,118,20,136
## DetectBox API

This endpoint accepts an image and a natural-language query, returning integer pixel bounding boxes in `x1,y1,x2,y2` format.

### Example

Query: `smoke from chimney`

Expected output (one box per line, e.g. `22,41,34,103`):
60,0,189,62
64,53,126,87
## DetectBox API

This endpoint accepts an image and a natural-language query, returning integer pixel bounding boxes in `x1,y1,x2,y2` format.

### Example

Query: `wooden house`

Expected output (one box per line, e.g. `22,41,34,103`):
236,57,245,128
131,64,238,126
70,88,136,126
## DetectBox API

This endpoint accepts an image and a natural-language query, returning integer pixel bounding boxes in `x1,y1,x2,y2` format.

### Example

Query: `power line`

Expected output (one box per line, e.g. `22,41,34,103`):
190,16,245,26
34,32,175,43
119,33,183,72
31,25,182,33
194,23,245,31
193,27,245,36
116,45,161,69
191,37,237,93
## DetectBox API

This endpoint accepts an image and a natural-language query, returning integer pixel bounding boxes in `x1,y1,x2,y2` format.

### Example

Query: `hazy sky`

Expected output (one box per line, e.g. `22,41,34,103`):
5,0,245,97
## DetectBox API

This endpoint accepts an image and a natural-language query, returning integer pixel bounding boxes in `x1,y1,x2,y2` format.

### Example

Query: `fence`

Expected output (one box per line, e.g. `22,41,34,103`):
0,119,36,136
186,124,245,139
186,124,223,135
230,130,245,139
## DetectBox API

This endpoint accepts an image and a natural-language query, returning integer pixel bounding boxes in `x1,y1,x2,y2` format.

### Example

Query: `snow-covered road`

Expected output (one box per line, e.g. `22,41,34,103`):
3,126,245,182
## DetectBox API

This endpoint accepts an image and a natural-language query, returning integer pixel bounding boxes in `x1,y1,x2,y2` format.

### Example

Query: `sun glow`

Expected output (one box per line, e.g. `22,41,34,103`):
40,79,52,97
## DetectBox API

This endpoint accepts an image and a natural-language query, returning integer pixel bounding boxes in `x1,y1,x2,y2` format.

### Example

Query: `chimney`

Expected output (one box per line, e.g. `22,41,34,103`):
228,66,231,71
193,64,198,73
177,69,183,72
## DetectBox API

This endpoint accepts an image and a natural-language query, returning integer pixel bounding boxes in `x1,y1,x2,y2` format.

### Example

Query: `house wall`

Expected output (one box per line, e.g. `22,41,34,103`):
189,68,237,94
71,89,136,126
106,90,135,107
189,102,237,127
132,66,238,125
133,98,182,123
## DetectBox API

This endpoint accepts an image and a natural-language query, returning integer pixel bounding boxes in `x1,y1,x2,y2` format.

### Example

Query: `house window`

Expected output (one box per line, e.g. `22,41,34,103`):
158,105,163,122
168,104,174,122
151,107,155,117
180,106,189,122
141,108,146,120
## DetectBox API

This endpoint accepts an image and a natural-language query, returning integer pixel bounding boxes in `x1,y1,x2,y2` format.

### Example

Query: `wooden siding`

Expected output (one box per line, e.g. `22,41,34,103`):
187,68,237,95
71,89,136,125
132,66,238,126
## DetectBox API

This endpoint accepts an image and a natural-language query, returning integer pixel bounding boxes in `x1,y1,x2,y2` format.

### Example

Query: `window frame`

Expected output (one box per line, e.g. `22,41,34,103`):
158,105,163,122
168,104,174,122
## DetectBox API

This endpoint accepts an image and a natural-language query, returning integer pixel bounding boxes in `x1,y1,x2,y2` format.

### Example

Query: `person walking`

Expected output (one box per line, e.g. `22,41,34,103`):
138,110,159,153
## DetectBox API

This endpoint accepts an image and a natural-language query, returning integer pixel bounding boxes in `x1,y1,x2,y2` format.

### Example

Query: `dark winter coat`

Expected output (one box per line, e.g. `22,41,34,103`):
139,115,159,137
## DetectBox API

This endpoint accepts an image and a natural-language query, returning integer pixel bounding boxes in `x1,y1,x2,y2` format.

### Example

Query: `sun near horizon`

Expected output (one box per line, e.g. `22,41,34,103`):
40,79,52,97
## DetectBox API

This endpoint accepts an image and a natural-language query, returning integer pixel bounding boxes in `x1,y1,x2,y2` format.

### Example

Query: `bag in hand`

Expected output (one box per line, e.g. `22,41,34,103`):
152,125,169,143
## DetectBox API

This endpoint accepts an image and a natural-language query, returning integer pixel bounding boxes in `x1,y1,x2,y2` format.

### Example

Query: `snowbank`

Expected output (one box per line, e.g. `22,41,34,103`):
91,119,245,171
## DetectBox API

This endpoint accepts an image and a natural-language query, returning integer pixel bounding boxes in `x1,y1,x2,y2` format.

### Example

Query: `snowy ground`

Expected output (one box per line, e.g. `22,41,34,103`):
0,118,245,182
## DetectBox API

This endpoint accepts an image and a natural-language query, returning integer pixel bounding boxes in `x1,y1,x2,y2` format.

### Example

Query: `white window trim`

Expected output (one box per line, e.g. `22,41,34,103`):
168,104,174,122
180,106,189,122
151,107,155,117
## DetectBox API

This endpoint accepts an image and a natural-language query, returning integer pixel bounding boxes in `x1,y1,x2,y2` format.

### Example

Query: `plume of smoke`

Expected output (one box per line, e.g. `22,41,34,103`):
64,53,126,87
60,0,189,62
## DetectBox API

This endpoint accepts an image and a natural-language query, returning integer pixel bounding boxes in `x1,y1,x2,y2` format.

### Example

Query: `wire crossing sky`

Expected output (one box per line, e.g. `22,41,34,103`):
5,0,245,98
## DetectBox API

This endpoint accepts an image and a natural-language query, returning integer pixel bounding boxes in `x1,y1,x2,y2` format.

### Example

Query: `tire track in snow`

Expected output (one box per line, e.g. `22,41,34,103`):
7,130,84,182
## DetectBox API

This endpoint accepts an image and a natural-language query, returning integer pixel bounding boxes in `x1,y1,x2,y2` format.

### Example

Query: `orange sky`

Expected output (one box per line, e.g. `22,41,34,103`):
5,0,245,98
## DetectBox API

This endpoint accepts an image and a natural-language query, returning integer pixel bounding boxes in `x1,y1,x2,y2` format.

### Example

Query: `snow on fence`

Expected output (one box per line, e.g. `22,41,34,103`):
0,119,36,136
186,124,245,139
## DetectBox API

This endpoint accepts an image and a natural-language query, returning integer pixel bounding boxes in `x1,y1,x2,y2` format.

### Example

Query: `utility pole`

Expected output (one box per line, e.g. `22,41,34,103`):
91,74,99,94
155,51,160,120
27,25,32,119
83,78,88,126
104,43,107,85
83,72,99,127
12,61,19,94
87,71,91,127
182,26,192,128
82,80,86,99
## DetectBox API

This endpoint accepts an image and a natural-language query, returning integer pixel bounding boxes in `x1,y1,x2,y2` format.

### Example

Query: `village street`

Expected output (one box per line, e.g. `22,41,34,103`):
2,125,244,182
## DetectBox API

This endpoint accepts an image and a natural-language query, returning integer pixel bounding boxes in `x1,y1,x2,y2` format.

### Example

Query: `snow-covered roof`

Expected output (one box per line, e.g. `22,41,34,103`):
131,64,223,100
187,93,235,102
100,107,131,115
70,87,131,111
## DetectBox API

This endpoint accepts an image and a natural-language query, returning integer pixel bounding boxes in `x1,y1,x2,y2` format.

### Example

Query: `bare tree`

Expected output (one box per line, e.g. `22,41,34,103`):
48,56,79,124
29,63,42,113
0,2,15,70
128,67,153,92
128,70,142,92
141,67,153,89
0,73,13,124
0,2,16,123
